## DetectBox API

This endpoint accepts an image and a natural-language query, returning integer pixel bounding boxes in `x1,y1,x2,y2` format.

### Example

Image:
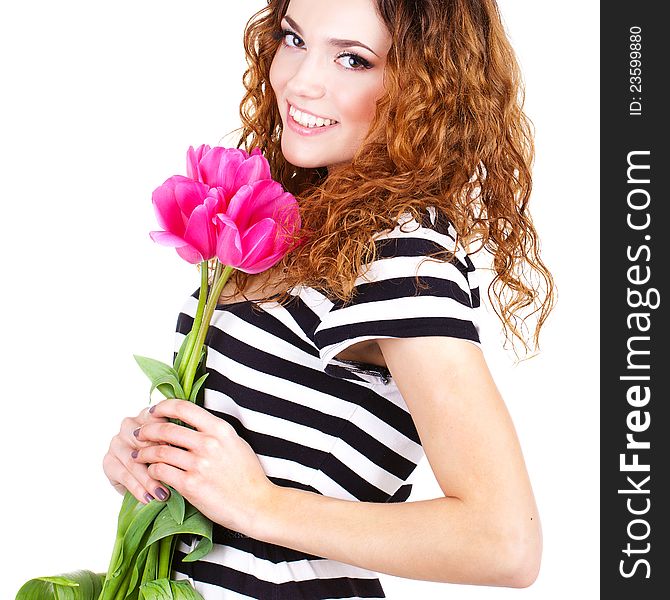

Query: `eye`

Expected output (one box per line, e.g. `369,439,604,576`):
272,28,304,49
335,52,372,71
272,27,374,72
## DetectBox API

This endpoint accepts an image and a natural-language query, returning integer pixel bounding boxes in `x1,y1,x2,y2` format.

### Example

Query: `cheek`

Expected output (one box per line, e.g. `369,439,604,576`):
343,82,384,128
269,54,285,98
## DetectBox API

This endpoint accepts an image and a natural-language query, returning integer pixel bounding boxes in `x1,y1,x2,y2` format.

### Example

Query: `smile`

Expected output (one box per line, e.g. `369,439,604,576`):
288,103,339,129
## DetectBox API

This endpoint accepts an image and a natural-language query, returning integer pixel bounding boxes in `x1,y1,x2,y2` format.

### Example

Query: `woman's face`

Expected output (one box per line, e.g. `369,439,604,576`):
269,0,391,171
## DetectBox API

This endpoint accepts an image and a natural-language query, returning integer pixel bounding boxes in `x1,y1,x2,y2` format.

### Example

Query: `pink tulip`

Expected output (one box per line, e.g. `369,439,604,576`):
215,179,301,274
185,144,211,183
150,175,225,264
151,145,300,270
187,145,266,199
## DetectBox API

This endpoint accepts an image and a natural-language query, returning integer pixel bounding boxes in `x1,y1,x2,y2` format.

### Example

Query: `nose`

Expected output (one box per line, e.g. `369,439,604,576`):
284,52,326,100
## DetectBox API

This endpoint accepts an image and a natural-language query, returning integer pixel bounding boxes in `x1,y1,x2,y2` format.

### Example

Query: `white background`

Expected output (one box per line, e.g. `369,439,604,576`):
0,1,598,598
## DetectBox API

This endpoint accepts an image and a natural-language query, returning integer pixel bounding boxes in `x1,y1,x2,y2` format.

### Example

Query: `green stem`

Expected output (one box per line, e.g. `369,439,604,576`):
177,261,210,381
141,541,160,585
100,561,133,600
157,535,174,579
182,265,233,399
114,563,134,600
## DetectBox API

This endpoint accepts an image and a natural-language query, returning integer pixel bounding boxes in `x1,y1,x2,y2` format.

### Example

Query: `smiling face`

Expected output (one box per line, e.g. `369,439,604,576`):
269,0,391,171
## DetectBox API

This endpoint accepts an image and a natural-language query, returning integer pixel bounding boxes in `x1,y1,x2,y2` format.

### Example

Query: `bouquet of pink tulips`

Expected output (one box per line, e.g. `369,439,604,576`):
17,145,301,600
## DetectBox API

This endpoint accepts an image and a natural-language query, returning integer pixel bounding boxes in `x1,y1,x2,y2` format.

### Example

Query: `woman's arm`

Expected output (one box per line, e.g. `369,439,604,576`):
257,337,541,587
136,337,541,588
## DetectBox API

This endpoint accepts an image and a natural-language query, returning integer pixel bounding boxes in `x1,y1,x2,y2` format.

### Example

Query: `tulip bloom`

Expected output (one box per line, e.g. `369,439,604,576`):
149,176,225,264
151,145,299,269
187,144,268,198
216,179,301,274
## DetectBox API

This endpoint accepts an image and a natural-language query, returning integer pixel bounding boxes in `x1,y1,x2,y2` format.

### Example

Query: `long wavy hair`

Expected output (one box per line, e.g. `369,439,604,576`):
225,0,555,357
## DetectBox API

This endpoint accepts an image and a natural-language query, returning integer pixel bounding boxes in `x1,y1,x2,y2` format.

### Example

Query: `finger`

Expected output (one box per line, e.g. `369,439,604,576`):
136,420,202,450
106,438,171,502
147,461,188,493
135,443,194,472
150,399,226,433
103,453,163,504
138,405,170,426
120,416,151,449
121,415,166,449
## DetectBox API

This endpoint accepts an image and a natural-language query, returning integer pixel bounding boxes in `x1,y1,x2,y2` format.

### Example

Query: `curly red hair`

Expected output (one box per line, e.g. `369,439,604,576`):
226,0,555,357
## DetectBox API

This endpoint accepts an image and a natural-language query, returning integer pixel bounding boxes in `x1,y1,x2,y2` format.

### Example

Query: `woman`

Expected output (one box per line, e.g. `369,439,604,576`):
103,0,555,597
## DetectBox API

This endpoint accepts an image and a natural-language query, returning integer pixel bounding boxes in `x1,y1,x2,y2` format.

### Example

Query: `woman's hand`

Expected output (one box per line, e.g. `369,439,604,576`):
132,399,276,534
102,406,171,504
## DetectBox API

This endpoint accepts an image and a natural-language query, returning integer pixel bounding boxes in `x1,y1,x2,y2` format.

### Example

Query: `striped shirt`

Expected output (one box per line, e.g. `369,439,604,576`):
172,208,481,599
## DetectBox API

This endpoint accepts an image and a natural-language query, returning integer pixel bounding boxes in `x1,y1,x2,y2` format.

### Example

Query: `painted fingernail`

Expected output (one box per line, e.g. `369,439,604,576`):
133,428,140,438
155,487,169,501
149,405,156,414
131,450,139,459
144,493,154,504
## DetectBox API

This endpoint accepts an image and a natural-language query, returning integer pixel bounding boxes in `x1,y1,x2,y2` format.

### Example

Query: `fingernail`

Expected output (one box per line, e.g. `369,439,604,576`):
144,492,154,504
133,428,140,438
155,487,169,501
131,450,139,459
149,405,156,414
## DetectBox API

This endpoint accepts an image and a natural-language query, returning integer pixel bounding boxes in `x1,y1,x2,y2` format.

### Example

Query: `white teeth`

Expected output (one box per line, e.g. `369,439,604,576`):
289,104,337,128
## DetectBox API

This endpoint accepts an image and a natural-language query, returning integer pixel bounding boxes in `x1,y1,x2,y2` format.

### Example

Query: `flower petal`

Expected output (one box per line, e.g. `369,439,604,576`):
152,178,186,236
183,204,218,261
149,230,203,264
240,179,286,222
233,154,271,189
173,179,210,218
237,218,283,273
199,147,246,193
186,144,211,181
215,214,243,267
176,245,204,264
272,192,302,235
224,184,256,230
149,230,188,248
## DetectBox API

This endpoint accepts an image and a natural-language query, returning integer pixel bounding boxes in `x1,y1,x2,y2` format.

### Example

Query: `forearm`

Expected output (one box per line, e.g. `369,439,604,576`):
249,485,541,588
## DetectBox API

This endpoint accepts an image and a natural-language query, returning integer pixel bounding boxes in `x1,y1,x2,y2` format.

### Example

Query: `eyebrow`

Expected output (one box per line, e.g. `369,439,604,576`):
283,15,380,58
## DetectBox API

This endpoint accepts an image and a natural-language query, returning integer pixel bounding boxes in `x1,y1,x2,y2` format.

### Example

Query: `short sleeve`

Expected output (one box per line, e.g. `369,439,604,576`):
313,209,481,373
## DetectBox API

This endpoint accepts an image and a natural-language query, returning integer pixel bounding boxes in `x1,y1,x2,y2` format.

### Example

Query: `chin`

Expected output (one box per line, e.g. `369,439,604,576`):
280,142,327,170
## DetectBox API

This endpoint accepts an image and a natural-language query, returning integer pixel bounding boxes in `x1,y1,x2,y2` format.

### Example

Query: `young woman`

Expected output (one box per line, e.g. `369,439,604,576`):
103,0,555,597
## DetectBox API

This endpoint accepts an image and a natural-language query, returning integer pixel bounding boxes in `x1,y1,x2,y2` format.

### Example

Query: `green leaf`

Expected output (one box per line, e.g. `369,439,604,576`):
139,502,213,564
139,579,205,600
181,533,213,564
139,578,173,600
110,500,165,580
152,378,185,401
170,580,206,600
16,571,104,600
133,355,185,400
173,332,193,375
36,576,79,587
188,373,209,403
101,500,165,600
106,493,148,577
106,492,142,576
166,487,185,525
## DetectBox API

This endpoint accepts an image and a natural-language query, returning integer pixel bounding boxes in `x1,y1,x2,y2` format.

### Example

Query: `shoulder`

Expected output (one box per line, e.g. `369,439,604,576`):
361,207,478,291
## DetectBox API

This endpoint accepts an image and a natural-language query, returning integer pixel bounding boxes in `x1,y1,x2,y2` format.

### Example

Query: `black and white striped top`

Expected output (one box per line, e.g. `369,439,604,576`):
172,208,481,599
